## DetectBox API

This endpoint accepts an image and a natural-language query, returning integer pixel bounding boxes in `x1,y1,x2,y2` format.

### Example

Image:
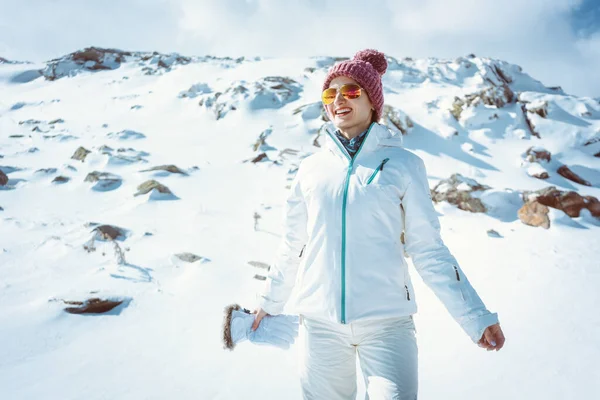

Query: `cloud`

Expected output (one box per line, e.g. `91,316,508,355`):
0,0,598,97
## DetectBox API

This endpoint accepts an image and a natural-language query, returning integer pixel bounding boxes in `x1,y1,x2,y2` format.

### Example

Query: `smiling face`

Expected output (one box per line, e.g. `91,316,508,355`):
324,76,374,138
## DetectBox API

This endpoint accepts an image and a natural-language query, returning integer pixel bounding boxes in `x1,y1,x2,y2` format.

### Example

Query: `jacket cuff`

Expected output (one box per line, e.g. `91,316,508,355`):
461,312,499,343
257,295,284,316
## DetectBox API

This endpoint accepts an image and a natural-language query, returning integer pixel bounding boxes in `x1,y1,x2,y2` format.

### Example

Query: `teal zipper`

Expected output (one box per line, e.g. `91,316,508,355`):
366,158,390,185
325,123,375,324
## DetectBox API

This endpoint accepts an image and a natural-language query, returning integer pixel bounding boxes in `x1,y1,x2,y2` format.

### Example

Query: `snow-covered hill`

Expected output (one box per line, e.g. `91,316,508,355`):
1,47,599,399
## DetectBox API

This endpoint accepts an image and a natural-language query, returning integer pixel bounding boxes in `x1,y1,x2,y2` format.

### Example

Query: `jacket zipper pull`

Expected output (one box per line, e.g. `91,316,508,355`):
404,285,410,301
366,158,391,185
380,158,390,171
453,265,460,281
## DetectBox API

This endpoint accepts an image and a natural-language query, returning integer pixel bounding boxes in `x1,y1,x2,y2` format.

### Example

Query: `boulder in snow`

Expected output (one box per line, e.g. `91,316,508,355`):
71,146,91,162
518,201,550,229
431,174,490,213
62,298,125,314
84,171,122,191
134,180,173,197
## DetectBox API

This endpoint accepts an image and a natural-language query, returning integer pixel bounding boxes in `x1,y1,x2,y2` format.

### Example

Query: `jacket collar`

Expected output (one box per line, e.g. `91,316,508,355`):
322,122,403,163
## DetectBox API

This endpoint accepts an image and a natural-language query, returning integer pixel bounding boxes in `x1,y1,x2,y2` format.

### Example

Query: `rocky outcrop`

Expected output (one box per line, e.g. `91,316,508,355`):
199,76,302,119
522,186,600,218
557,165,592,186
520,104,541,138
382,105,414,134
451,84,514,120
42,47,192,80
431,174,490,213
524,146,551,163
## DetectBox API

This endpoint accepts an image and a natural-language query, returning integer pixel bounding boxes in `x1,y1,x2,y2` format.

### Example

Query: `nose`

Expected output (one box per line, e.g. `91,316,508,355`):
333,89,346,106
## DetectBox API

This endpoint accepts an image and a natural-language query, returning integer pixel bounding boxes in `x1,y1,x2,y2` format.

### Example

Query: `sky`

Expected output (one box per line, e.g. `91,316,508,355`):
1,0,599,97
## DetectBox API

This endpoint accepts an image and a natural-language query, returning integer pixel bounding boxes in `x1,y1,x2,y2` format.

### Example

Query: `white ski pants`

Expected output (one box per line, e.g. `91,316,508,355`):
298,314,418,400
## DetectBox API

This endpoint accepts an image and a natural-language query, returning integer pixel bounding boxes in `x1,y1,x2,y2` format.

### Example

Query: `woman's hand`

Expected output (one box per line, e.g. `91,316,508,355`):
251,308,269,331
478,323,505,351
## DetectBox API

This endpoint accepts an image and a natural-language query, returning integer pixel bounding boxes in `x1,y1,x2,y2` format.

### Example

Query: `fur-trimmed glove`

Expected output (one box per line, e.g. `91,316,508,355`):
222,304,299,351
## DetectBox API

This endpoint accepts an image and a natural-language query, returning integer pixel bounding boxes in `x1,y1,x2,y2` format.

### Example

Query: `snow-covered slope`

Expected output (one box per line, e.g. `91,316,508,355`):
1,47,599,399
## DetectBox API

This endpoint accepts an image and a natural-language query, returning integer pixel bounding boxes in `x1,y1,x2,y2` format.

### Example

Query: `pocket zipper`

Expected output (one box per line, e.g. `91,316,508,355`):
366,158,390,185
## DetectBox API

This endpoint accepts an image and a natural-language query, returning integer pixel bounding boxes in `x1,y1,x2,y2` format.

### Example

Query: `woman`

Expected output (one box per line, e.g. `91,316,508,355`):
252,49,505,400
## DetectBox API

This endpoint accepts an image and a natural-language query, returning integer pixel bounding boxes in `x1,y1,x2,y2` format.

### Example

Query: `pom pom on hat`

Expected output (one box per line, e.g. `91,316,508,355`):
353,49,387,76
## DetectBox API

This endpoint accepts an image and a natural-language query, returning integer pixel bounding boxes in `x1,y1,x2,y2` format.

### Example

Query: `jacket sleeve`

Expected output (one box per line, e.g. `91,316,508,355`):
257,170,309,315
402,156,499,343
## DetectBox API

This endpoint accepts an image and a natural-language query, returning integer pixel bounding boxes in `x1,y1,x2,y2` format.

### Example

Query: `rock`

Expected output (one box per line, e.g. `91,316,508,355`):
382,105,414,134
18,119,42,125
63,298,124,314
431,174,490,213
42,47,192,80
248,261,270,270
253,274,267,281
49,118,64,124
9,134,25,138
487,229,502,238
179,83,212,98
35,168,58,174
523,186,600,218
252,128,276,152
84,171,122,191
134,180,172,196
521,104,541,138
199,76,302,119
450,85,514,120
595,152,600,158
139,165,187,175
557,165,591,186
518,201,550,229
174,252,204,263
525,146,551,163
72,146,91,161
0,170,7,186
93,224,126,240
250,153,269,164
525,101,548,118
52,176,70,184
107,130,146,140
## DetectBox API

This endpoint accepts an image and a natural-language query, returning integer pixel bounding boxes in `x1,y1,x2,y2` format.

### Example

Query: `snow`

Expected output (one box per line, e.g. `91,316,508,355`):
1,51,599,399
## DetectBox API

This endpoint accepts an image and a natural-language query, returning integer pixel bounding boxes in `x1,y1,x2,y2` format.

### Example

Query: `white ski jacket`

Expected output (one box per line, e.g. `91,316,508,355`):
258,122,499,343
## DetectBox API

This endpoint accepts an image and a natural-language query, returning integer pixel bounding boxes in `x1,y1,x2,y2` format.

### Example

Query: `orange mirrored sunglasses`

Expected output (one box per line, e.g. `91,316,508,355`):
321,84,362,105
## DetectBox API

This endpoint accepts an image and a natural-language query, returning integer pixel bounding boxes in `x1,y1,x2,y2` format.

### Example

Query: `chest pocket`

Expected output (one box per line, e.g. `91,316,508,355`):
365,157,390,185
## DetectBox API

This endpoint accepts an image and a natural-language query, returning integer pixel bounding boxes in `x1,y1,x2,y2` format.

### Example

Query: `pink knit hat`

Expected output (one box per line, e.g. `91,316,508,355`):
322,49,388,121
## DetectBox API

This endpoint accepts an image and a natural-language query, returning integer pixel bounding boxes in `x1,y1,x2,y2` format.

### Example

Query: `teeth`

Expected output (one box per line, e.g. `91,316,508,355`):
336,108,351,115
